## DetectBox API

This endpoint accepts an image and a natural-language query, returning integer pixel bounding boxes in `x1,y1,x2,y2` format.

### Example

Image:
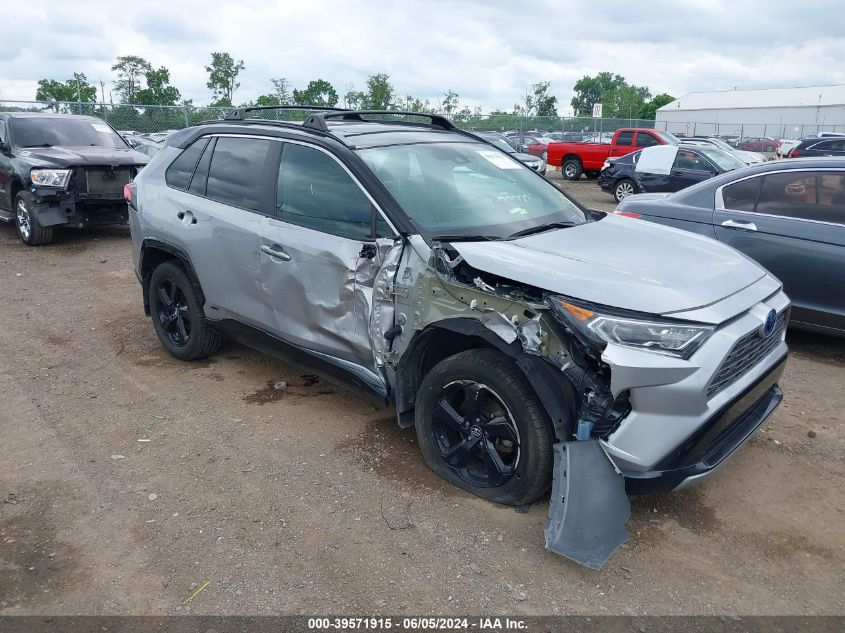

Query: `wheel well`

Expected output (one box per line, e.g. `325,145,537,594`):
563,154,582,164
139,243,205,316
393,321,576,440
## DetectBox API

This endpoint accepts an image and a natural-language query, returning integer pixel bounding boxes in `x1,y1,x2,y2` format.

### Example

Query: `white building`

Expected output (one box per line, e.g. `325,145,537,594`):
656,85,845,139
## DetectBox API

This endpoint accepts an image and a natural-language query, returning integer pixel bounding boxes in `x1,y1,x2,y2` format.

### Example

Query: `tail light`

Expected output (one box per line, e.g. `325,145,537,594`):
613,210,641,219
124,182,137,208
789,149,800,158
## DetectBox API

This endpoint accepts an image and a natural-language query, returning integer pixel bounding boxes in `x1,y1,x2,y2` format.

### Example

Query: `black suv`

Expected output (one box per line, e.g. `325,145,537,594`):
789,137,845,159
0,112,149,245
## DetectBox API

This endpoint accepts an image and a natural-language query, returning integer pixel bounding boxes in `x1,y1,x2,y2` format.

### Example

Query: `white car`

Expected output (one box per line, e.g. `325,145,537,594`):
776,138,801,159
683,137,766,165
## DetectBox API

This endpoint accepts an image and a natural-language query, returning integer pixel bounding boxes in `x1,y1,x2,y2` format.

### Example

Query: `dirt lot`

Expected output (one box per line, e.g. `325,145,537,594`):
1,180,843,616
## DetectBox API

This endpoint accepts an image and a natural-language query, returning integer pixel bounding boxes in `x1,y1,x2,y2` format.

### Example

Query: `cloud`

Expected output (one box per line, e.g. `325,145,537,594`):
1,0,843,111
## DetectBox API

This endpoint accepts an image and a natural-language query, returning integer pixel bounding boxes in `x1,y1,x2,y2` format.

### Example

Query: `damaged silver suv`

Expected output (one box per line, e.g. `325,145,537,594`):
127,107,789,568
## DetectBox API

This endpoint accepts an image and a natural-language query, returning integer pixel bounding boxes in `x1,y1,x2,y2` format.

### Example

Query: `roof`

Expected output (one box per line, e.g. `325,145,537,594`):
3,112,101,119
183,109,479,150
658,84,845,112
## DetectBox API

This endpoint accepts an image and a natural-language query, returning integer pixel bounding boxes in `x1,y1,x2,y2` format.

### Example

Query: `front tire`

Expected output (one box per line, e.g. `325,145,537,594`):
562,158,583,180
149,261,222,361
15,193,54,246
415,349,554,506
614,178,637,203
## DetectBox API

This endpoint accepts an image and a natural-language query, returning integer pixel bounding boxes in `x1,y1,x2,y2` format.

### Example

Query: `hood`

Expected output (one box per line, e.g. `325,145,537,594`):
514,152,541,163
17,145,149,168
450,214,766,317
735,150,765,164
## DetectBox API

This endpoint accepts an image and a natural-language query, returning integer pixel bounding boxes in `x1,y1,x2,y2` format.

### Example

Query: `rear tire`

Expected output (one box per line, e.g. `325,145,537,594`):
149,261,222,361
15,193,54,246
614,178,637,203
415,349,554,506
562,158,583,181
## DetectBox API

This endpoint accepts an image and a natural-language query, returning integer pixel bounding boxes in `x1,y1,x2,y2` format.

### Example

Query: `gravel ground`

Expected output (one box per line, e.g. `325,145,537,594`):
1,181,843,615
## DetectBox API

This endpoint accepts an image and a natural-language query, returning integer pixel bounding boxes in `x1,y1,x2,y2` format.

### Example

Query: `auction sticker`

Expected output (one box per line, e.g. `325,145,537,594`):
476,150,521,169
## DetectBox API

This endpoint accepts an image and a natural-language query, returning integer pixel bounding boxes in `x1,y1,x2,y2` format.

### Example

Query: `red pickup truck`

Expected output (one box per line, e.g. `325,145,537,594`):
547,128,677,180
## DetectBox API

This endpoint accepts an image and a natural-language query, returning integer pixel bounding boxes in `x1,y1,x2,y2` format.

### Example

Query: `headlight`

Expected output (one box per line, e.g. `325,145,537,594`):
601,161,610,171
30,169,72,188
548,297,714,359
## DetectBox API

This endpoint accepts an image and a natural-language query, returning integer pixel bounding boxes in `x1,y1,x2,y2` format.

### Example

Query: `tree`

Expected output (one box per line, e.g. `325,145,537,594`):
361,73,394,110
36,73,97,111
441,90,460,114
111,55,152,103
640,93,675,120
133,67,181,106
292,79,339,107
402,95,431,112
531,81,558,117
205,52,245,104
570,72,653,118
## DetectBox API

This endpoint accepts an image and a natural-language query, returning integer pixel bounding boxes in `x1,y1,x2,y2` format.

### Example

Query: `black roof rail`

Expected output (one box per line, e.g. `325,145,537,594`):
224,104,349,121
303,110,457,132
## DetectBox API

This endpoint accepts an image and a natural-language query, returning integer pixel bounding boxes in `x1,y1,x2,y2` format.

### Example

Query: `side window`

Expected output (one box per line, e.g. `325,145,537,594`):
165,138,209,190
636,133,660,147
206,137,277,212
722,177,760,211
756,171,845,224
276,143,378,240
828,140,845,152
673,149,700,170
616,131,634,146
188,138,215,196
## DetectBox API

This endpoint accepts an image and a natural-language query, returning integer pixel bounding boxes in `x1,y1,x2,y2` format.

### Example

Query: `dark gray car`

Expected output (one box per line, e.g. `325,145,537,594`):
616,158,845,336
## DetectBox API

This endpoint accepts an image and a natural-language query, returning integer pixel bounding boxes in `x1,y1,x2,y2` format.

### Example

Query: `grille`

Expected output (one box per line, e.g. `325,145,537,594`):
707,312,787,399
84,168,133,194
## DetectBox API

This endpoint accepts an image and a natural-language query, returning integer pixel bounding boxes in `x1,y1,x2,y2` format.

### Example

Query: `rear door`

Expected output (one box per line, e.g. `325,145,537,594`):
714,169,845,331
257,140,396,373
165,134,282,327
609,130,634,157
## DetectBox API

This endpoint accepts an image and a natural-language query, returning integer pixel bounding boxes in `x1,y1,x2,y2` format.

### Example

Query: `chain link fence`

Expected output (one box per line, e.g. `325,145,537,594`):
1,100,842,142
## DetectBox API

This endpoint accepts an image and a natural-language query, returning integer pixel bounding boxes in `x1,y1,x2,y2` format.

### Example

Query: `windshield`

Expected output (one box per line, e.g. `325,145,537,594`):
656,131,680,145
699,147,746,171
486,137,518,154
705,138,735,152
359,141,588,240
11,117,127,149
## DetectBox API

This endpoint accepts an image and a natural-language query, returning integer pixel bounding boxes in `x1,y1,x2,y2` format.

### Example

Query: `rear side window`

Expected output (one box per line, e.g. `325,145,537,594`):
166,138,209,189
206,137,277,212
616,131,634,146
276,143,376,240
722,177,761,211
756,171,845,224
636,133,660,147
188,138,215,196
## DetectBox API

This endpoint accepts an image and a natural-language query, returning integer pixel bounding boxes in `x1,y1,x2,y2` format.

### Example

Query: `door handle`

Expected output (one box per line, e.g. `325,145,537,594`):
721,219,757,231
260,244,291,261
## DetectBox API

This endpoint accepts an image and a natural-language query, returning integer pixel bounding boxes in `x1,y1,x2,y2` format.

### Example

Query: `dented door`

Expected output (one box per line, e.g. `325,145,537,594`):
256,140,397,373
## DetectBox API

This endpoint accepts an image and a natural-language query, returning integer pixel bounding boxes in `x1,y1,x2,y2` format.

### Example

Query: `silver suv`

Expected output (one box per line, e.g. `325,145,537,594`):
128,107,789,569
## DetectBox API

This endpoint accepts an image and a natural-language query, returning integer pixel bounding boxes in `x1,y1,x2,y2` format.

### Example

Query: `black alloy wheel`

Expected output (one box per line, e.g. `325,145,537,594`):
432,380,521,488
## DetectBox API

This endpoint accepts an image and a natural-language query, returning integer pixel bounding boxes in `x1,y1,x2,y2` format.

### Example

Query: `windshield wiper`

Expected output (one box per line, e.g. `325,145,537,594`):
22,143,53,148
431,234,502,242
508,221,577,239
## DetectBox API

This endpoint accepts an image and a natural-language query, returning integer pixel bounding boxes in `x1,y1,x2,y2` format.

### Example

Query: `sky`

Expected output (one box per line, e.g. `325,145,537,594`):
1,0,844,112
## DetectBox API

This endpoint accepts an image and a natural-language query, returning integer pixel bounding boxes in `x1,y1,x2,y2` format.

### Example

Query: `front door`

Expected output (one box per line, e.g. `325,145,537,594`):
714,170,845,331
257,140,396,373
